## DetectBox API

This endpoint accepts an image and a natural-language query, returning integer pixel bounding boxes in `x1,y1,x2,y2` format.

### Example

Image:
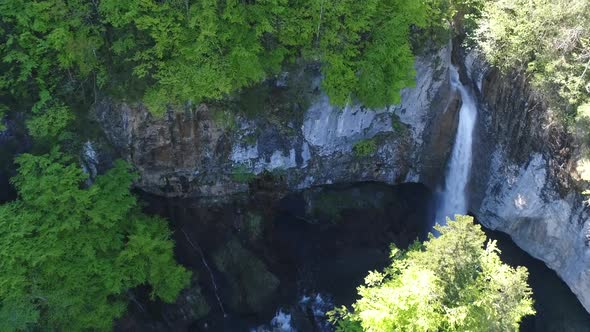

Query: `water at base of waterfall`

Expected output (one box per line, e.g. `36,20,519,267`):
435,66,478,226
251,293,334,332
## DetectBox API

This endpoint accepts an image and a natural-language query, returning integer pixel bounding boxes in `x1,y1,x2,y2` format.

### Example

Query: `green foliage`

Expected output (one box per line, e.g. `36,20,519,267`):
190,289,210,320
269,167,288,180
0,150,190,331
1,0,441,121
391,114,407,134
212,109,237,132
231,164,256,184
26,103,73,140
213,237,279,312
0,105,7,132
416,0,483,48
244,132,259,146
312,191,366,223
329,215,535,331
306,0,428,107
353,139,378,158
313,192,350,222
473,0,590,118
99,0,285,113
0,0,106,127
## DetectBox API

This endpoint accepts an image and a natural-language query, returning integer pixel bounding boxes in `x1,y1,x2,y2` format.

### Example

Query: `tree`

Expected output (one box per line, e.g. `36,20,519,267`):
473,0,590,119
99,0,431,110
286,0,428,107
0,150,190,331
420,0,483,42
1,0,442,119
329,215,535,332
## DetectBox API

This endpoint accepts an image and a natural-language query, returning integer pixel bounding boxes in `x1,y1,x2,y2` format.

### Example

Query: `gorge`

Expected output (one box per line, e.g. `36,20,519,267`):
92,41,590,330
1,1,590,330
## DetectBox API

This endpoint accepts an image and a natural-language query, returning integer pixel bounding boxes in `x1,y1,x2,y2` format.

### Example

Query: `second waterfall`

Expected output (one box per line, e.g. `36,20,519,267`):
435,67,478,225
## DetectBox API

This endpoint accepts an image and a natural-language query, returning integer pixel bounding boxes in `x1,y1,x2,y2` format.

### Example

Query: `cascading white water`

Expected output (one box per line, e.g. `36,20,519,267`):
253,293,334,332
436,67,477,225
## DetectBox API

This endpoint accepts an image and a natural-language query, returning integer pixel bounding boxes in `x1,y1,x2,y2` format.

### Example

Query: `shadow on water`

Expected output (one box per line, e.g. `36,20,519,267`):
272,182,434,307
119,182,590,332
120,182,434,331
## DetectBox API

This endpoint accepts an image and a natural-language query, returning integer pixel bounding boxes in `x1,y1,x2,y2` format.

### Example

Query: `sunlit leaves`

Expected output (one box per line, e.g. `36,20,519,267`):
1,0,436,117
26,104,73,140
330,215,535,332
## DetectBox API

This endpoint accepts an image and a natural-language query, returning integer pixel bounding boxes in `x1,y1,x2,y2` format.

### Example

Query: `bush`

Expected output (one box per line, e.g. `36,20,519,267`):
353,139,377,158
231,164,256,184
391,114,407,134
0,151,191,330
473,0,590,118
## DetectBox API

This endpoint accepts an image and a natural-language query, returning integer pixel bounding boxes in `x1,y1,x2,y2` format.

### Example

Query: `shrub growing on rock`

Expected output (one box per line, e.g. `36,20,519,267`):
353,139,378,158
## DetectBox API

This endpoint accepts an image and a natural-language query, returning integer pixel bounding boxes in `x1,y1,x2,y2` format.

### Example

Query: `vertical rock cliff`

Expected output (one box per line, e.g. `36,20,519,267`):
96,45,458,197
464,51,590,313
95,41,590,313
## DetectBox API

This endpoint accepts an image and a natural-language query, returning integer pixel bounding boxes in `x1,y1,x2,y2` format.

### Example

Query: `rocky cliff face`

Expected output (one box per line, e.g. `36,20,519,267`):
463,51,590,313
96,45,458,198
96,41,590,314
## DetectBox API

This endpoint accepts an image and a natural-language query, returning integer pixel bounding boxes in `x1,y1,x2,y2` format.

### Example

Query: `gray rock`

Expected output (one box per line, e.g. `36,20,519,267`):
96,44,455,198
466,50,590,313
95,39,590,314
212,237,280,314
478,151,590,312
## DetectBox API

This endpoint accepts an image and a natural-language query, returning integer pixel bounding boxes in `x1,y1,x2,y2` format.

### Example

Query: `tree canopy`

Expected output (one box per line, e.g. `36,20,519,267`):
473,0,590,119
0,150,190,331
329,215,535,332
0,0,448,118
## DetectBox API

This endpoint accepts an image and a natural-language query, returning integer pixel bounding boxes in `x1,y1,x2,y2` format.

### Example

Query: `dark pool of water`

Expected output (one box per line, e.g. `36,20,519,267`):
272,182,434,307
123,182,590,331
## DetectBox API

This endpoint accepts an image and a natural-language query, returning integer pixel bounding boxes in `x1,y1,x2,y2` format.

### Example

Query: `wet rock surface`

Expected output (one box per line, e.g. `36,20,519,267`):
117,182,590,331
95,38,590,321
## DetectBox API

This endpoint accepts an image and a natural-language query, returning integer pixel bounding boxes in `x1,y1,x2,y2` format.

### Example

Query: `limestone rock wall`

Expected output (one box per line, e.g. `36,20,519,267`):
95,41,590,313
464,51,590,313
97,45,456,197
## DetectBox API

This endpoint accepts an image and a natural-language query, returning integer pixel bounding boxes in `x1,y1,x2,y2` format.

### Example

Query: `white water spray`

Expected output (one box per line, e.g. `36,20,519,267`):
436,67,477,224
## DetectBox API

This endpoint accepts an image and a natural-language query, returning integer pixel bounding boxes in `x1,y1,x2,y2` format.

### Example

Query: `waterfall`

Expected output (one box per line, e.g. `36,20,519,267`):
435,67,477,225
